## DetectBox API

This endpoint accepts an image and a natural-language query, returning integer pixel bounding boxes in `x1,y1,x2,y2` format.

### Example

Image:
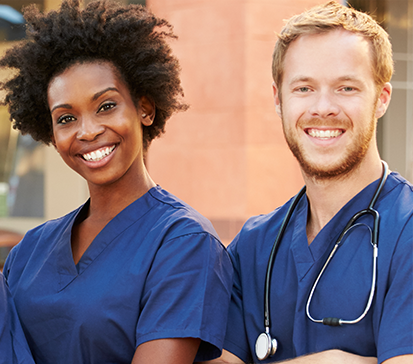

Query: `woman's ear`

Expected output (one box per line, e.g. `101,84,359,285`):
139,96,155,126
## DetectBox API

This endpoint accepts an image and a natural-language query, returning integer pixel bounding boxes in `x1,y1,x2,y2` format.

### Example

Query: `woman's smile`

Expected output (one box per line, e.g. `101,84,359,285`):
81,144,117,162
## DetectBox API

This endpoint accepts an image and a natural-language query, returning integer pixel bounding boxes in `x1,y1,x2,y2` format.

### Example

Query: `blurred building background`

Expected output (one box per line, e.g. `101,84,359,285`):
0,0,411,264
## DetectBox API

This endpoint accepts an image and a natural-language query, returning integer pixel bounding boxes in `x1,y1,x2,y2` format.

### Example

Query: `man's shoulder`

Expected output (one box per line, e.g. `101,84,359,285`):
378,172,413,241
228,196,299,255
380,172,413,214
387,171,413,193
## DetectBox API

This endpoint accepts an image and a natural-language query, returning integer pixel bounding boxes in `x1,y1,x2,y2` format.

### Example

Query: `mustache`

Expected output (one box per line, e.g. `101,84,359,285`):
296,117,351,129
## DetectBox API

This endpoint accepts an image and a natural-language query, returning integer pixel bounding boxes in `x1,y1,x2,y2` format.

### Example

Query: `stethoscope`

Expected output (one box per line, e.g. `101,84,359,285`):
255,161,388,361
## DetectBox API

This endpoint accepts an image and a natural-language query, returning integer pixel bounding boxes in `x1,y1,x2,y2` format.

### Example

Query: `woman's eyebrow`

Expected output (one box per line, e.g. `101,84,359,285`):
92,87,120,101
50,87,120,113
50,103,72,114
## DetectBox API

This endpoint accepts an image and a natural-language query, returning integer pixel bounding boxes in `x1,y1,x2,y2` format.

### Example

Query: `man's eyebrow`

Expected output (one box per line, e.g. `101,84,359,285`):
288,76,315,85
336,76,364,83
288,75,364,85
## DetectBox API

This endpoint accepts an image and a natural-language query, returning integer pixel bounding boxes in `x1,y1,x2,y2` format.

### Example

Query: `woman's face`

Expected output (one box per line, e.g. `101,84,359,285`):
48,61,153,187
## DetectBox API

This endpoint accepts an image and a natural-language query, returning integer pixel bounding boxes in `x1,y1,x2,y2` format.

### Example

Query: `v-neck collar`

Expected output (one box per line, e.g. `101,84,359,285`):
289,174,396,281
54,186,158,291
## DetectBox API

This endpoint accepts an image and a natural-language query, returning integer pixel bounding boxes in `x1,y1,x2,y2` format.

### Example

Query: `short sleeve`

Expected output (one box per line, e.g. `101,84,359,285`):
3,245,18,280
377,216,413,363
222,235,253,363
0,273,35,364
135,232,233,362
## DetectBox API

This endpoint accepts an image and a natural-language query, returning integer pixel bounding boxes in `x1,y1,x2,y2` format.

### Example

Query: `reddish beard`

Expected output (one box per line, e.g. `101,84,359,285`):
282,115,377,181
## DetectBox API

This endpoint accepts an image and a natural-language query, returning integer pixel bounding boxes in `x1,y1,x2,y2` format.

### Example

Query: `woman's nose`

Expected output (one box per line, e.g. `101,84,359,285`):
76,116,105,141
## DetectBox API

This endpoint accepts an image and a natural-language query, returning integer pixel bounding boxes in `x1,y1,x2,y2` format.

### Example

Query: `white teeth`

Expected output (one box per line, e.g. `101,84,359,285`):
308,129,342,139
83,145,115,162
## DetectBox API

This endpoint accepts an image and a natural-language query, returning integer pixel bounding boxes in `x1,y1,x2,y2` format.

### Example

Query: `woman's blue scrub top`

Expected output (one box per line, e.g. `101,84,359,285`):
0,273,34,364
224,172,413,364
4,186,233,364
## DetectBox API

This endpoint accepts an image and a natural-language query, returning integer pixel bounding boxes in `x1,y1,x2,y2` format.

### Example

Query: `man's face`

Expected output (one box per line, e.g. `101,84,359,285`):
273,29,391,180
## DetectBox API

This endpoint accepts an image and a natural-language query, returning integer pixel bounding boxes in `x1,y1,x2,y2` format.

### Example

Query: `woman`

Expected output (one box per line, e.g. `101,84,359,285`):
0,1,233,363
0,272,34,364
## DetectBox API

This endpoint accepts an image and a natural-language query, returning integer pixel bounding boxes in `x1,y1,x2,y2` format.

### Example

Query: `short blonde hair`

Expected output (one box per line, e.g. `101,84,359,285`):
272,1,393,89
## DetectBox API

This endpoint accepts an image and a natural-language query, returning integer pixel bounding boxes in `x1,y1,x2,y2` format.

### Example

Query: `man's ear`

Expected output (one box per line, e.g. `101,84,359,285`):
272,82,282,118
139,96,156,126
375,82,392,119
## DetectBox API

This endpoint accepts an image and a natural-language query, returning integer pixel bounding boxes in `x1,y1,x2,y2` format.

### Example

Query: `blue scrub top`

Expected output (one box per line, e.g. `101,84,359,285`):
0,273,34,364
4,186,233,364
224,172,413,364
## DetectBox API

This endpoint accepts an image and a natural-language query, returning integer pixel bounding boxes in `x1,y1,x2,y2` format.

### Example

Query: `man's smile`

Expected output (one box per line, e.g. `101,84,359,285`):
306,128,344,139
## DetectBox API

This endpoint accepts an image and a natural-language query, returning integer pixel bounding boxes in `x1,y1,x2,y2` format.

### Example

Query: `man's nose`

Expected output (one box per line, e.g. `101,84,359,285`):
308,91,340,118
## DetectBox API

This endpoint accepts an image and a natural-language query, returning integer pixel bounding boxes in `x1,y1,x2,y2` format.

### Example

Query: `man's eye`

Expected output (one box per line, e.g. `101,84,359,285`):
57,115,76,124
98,102,116,112
342,87,354,92
298,87,310,92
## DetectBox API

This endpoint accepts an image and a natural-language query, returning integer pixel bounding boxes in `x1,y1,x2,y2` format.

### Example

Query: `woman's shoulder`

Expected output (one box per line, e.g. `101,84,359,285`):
147,186,220,241
4,204,85,273
23,204,84,242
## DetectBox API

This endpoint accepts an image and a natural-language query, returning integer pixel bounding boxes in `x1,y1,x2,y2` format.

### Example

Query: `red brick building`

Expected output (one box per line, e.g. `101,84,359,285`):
0,0,411,249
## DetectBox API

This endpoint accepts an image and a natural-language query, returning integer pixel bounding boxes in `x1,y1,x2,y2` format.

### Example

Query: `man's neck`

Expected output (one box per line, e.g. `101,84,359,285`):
304,156,384,245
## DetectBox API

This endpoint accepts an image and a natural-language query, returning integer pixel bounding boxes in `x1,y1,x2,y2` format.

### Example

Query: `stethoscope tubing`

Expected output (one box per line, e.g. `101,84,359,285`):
263,186,306,328
306,161,388,325
258,161,389,359
306,222,378,325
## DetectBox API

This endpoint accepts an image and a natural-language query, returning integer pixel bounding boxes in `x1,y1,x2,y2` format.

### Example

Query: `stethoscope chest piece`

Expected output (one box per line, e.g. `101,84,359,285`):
255,332,277,361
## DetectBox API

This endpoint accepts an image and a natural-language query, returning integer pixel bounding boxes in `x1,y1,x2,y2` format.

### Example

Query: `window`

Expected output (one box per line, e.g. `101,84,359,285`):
0,4,25,41
348,0,413,182
0,108,45,218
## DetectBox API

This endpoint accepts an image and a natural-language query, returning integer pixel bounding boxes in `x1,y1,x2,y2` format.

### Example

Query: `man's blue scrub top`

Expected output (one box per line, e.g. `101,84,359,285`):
4,186,233,364
224,172,413,364
0,273,34,364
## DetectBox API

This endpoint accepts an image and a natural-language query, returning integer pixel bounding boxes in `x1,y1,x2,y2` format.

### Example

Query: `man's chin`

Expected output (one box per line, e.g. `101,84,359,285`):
297,156,363,181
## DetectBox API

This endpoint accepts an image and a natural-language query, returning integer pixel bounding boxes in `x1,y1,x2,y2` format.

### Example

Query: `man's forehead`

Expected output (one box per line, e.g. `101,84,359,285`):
288,28,369,49
282,29,373,77
284,28,372,66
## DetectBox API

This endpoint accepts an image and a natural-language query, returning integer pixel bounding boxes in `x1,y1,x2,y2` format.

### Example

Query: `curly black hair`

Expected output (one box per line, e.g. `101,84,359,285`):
0,0,188,150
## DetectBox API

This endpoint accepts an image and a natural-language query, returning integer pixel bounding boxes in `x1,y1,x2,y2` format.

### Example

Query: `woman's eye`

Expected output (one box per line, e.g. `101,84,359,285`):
98,102,116,112
57,115,76,125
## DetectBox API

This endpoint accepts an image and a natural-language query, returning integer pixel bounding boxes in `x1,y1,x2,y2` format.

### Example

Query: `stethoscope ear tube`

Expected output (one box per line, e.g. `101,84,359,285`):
256,187,306,361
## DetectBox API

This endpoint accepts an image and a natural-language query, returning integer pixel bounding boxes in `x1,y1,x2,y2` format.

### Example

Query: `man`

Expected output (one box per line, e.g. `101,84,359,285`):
203,2,413,363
